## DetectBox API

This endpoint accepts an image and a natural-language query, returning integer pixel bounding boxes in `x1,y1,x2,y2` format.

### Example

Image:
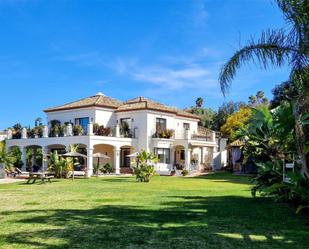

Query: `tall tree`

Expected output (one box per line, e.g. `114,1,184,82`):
219,0,309,176
195,97,204,108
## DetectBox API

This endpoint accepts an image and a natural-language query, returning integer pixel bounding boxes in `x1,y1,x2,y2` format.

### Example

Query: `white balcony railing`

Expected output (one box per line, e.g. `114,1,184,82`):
6,123,137,140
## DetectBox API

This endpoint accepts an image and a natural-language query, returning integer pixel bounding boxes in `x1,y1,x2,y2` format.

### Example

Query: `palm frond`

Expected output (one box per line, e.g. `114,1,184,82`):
219,29,295,95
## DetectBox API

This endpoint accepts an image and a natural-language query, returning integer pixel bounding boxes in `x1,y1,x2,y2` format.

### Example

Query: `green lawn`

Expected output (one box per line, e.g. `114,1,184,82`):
0,173,308,249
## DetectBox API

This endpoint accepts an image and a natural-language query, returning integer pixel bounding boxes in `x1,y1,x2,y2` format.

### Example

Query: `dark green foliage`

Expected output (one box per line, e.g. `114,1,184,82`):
271,81,299,108
182,169,189,176
11,123,23,139
100,163,113,174
132,150,158,182
73,125,84,136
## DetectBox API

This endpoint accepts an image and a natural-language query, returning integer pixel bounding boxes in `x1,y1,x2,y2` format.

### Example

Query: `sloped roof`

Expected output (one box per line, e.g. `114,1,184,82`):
117,96,200,120
44,93,123,112
44,94,200,120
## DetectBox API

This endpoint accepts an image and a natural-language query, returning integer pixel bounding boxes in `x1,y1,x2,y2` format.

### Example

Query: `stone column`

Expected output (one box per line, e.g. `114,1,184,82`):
185,148,191,171
88,123,93,136
212,131,216,142
6,129,12,139
21,147,27,171
114,146,121,174
43,126,49,138
31,148,36,170
42,147,48,171
21,128,27,139
87,147,94,177
67,124,73,136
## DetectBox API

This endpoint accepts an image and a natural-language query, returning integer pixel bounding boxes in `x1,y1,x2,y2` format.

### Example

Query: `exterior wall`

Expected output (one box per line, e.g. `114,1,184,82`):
47,108,96,125
0,133,7,141
115,111,148,151
213,138,228,170
174,117,198,138
6,101,218,176
94,108,116,127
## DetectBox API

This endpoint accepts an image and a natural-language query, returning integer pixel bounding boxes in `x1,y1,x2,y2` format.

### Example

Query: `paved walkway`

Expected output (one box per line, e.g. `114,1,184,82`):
0,178,24,184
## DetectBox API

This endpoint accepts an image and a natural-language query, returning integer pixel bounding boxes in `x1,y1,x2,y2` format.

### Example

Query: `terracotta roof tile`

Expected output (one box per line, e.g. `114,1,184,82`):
117,96,200,119
44,93,123,112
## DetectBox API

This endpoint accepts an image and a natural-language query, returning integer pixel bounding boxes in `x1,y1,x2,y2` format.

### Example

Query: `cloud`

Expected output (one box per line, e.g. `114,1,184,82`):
192,0,208,26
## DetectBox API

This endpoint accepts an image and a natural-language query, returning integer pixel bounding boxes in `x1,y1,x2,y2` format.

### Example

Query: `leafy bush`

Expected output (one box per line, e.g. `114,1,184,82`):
11,123,23,139
154,128,175,139
29,126,44,138
93,123,111,136
100,163,114,174
182,169,189,176
132,150,158,182
48,151,73,178
73,125,84,136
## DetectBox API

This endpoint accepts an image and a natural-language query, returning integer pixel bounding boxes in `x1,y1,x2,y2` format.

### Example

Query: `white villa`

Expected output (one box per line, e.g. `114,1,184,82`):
5,92,226,176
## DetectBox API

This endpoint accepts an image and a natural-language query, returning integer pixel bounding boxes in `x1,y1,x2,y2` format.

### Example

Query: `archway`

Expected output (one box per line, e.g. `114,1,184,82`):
93,144,115,169
120,145,135,174
173,145,185,167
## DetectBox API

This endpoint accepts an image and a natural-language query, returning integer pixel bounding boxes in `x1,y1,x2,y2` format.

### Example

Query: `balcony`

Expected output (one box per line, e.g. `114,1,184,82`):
5,123,137,140
174,127,215,142
152,129,175,139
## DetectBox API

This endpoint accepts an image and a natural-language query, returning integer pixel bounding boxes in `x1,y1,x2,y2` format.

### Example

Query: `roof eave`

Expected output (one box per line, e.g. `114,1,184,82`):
44,104,119,113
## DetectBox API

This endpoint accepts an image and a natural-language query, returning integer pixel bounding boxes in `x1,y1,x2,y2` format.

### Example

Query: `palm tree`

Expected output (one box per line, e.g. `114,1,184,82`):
219,0,309,176
196,97,204,108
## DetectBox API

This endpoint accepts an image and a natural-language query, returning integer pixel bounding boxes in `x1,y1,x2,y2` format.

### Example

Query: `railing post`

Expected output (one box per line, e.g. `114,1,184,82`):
21,128,27,139
6,129,12,139
88,123,93,136
43,125,49,138
67,124,73,136
115,124,120,137
212,131,216,142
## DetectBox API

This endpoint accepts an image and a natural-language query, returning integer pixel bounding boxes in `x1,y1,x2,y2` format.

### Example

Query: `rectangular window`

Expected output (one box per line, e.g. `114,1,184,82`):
156,118,166,131
120,118,131,137
154,148,170,164
183,123,190,130
75,117,89,134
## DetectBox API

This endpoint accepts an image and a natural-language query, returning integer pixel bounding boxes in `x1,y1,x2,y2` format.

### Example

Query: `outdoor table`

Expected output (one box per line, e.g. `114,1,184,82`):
26,172,54,184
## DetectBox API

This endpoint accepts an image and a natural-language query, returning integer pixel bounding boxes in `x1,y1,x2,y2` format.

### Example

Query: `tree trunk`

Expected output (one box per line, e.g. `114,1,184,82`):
293,94,309,178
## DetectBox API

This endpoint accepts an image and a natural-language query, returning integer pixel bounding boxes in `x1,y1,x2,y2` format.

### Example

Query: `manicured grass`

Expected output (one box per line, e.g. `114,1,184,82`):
0,173,308,249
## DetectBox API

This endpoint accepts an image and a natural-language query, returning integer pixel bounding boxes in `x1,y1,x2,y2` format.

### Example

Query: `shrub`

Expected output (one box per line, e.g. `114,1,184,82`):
154,128,175,139
93,124,111,136
48,151,73,178
73,125,84,136
31,126,43,138
182,169,189,176
132,150,158,182
12,123,23,139
100,163,113,174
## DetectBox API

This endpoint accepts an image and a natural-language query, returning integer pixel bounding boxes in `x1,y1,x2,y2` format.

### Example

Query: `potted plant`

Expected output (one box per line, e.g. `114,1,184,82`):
93,123,100,135
73,125,84,136
52,125,60,137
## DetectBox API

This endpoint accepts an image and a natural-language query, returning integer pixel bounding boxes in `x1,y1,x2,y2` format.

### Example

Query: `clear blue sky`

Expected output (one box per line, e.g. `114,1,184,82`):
0,0,290,130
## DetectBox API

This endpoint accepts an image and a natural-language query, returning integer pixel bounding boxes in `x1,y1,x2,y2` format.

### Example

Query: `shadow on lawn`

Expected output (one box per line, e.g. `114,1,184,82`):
1,195,308,249
190,172,253,185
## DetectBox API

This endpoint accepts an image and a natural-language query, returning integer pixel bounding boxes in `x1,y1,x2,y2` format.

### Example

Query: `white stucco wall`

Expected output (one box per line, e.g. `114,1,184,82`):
47,108,96,125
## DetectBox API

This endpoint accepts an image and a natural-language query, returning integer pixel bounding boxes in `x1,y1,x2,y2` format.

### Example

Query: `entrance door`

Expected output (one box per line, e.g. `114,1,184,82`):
121,148,131,167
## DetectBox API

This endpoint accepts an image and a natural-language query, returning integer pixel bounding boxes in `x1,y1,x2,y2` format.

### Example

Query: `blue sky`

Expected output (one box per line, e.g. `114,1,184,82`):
0,0,290,130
